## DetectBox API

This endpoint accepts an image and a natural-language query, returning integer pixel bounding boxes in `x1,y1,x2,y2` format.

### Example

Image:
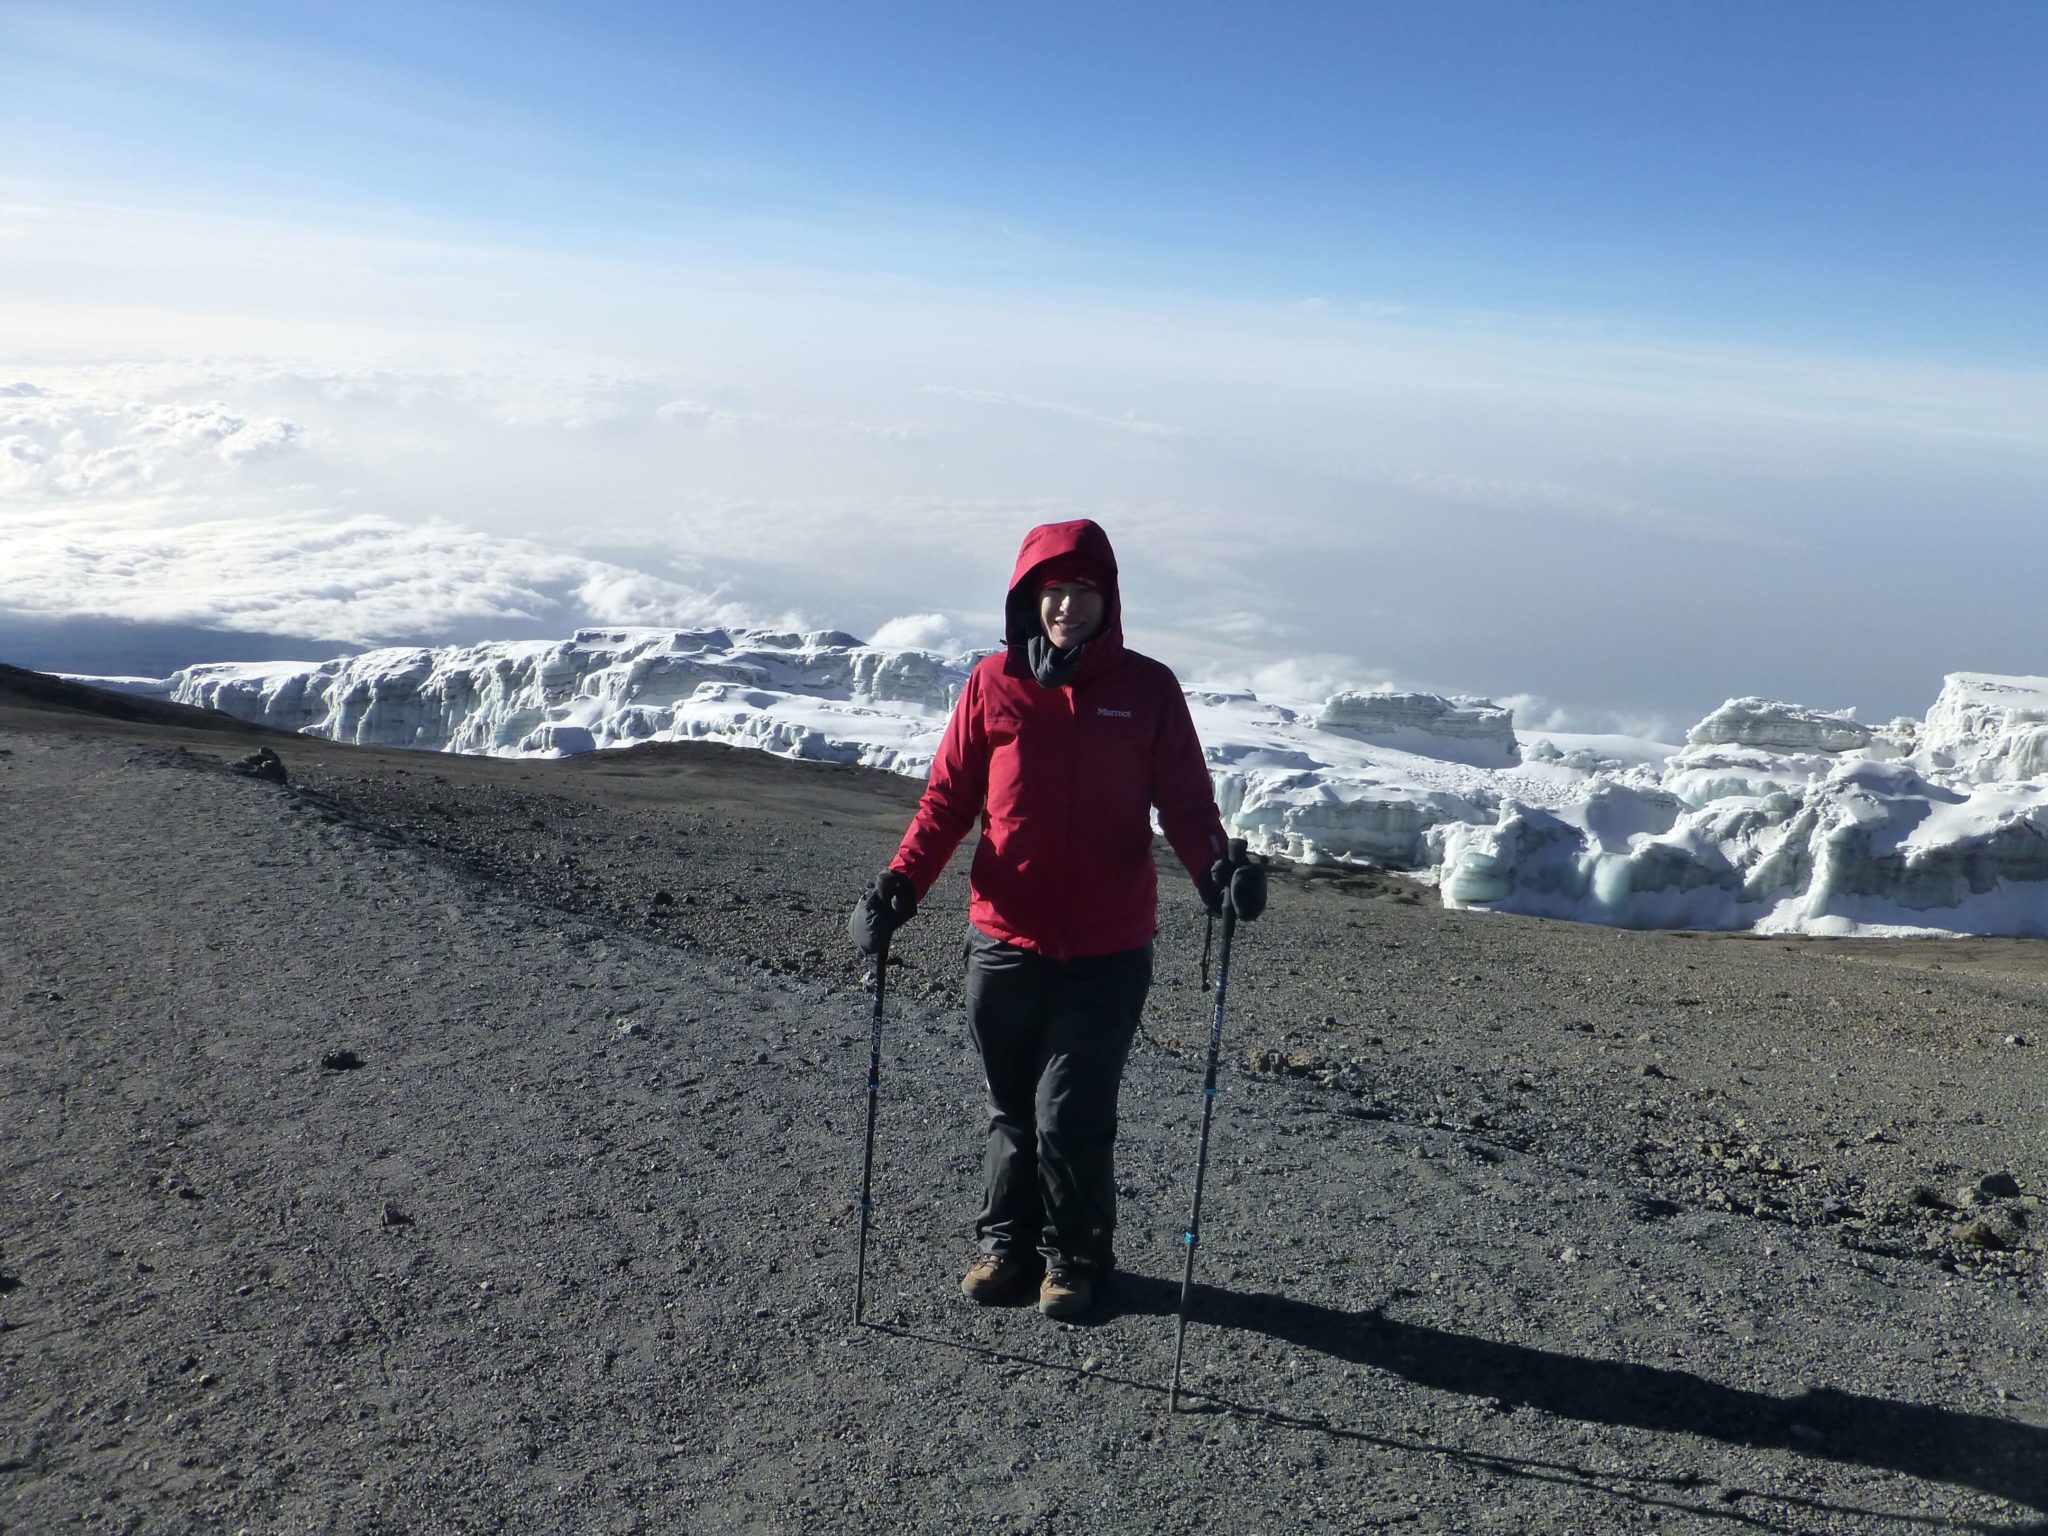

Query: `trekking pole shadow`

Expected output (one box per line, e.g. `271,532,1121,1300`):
863,1301,2035,1534
1102,1271,2048,1527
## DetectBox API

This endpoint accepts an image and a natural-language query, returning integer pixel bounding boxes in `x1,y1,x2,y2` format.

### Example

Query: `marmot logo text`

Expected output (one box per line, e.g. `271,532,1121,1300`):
1096,707,1133,718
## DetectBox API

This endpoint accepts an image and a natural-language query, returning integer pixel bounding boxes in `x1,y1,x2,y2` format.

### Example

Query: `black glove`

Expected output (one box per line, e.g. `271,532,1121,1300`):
1227,861,1268,922
848,869,918,955
1200,855,1268,921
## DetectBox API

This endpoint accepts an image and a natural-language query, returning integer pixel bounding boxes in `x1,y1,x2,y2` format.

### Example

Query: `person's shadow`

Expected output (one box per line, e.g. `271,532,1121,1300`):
873,1272,2048,1531
1108,1273,2048,1525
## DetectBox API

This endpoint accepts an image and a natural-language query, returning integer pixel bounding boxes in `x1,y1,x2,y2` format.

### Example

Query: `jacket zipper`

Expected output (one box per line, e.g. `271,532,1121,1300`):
1059,680,1079,959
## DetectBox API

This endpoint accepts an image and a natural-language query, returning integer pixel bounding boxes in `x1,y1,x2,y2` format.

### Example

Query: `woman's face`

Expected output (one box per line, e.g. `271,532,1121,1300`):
1038,582,1105,649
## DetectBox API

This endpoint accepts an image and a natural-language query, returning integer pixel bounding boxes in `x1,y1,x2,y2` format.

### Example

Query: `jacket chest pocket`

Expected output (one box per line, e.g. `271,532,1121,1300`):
984,705,1073,819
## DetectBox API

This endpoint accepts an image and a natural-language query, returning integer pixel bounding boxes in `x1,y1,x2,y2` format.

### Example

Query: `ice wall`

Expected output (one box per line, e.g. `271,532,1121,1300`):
82,640,2048,936
1922,673,2048,783
1315,690,1520,768
149,629,966,774
1431,688,2048,936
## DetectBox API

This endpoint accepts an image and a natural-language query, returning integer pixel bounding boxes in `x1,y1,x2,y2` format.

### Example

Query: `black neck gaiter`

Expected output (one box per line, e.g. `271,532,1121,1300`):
1027,634,1086,688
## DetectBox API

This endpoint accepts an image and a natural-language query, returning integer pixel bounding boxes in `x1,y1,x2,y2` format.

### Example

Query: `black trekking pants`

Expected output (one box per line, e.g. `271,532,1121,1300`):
964,927,1153,1276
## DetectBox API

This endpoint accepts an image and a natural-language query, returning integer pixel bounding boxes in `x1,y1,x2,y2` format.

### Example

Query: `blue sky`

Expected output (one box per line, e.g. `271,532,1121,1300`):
12,0,2045,353
3,2,2045,727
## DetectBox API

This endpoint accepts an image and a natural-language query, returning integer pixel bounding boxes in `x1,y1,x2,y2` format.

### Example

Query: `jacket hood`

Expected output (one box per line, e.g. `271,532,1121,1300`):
1003,519,1123,651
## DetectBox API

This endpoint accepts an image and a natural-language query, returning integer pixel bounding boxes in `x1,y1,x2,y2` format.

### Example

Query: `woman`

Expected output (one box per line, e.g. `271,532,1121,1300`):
849,518,1262,1319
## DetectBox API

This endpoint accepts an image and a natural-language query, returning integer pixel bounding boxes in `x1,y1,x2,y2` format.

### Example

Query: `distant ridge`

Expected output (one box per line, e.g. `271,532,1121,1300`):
0,662,288,736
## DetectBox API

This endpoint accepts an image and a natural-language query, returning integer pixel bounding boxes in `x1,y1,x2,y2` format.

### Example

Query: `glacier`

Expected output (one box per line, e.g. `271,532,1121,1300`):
77,635,2048,937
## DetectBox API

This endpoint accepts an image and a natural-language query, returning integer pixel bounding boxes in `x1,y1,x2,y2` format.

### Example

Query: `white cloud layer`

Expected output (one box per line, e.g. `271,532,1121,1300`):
865,612,979,655
655,398,916,439
2,384,300,497
920,386,1187,439
0,375,769,643
1,502,751,644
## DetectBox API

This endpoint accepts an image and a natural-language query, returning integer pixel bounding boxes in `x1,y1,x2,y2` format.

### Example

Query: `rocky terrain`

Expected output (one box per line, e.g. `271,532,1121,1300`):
3,671,2047,1534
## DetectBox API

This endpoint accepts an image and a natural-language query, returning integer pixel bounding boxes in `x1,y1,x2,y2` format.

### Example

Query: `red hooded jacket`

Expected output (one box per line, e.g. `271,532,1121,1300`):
890,520,1228,959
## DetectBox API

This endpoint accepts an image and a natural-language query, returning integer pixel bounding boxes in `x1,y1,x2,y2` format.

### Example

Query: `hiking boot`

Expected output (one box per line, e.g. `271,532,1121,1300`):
1037,1266,1094,1319
960,1251,1039,1304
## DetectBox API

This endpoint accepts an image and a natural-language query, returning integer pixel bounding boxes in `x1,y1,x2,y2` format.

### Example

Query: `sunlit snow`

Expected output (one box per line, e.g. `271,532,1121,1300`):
80,638,2048,937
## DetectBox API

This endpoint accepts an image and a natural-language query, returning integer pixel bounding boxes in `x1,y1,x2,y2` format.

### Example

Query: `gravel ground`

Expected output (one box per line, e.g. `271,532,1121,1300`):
4,677,2048,1535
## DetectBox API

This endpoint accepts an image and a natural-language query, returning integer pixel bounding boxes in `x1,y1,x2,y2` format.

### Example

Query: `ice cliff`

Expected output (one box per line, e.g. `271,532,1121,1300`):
146,628,963,774
86,637,2048,936
1431,680,2048,936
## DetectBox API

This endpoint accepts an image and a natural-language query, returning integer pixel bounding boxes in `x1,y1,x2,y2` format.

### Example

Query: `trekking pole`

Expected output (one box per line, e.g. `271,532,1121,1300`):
1170,838,1247,1412
853,938,888,1324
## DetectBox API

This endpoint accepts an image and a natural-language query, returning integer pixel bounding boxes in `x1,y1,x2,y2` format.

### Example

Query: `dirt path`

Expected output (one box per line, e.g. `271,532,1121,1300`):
3,688,2047,1533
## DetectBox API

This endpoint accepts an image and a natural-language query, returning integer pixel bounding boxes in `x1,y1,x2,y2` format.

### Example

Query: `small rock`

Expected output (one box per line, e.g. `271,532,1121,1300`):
652,890,675,906
2005,1034,2030,1048
319,1049,365,1072
1957,1219,2006,1251
228,747,288,784
1640,1063,1670,1079
1559,1246,1581,1264
618,1020,646,1038
380,1202,414,1229
1979,1172,2022,1199
1863,1130,1890,1145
